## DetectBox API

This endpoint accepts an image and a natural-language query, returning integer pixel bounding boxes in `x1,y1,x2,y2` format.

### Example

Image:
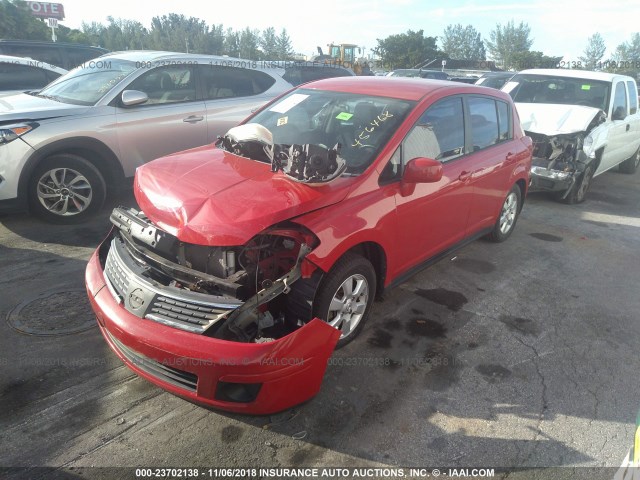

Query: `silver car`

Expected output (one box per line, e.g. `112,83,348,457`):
0,55,67,97
0,51,295,223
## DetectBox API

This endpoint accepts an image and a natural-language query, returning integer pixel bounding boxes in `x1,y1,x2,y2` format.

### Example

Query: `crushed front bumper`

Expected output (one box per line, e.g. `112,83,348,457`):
529,166,575,193
85,243,340,415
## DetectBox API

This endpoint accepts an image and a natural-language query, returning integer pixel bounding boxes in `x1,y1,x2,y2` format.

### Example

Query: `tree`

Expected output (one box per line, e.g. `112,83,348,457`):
275,28,294,60
485,20,533,70
261,27,278,59
0,0,49,40
149,14,212,53
579,33,606,70
510,50,562,70
224,27,240,57
208,24,225,55
373,29,440,69
440,24,485,60
607,33,640,76
238,27,261,60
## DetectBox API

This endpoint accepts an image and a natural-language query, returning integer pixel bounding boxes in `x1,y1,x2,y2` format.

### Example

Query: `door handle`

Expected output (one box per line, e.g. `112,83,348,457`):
458,171,472,181
183,115,204,123
627,124,631,132
506,151,515,162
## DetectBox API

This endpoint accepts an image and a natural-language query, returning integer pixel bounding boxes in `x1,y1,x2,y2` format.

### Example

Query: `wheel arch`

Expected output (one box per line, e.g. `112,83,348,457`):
515,178,527,212
18,137,125,208
344,241,387,299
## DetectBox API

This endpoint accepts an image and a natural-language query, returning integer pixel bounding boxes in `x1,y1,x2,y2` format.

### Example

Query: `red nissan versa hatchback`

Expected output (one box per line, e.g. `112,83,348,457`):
85,77,532,414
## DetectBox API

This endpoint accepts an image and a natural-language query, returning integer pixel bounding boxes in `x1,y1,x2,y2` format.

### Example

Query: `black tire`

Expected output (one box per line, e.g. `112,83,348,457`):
311,253,376,348
619,146,640,174
28,154,106,224
561,163,594,204
487,185,522,243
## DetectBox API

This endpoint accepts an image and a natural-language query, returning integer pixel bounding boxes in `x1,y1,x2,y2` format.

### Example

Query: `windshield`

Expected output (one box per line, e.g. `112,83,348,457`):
246,88,415,176
506,74,611,111
38,59,137,105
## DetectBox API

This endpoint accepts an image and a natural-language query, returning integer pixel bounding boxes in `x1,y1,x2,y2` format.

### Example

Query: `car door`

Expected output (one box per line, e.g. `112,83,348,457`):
604,80,631,171
389,96,476,274
199,64,280,142
115,65,208,173
465,95,523,234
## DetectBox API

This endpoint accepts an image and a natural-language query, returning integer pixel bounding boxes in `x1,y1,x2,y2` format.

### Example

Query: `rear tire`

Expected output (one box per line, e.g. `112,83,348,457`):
28,154,106,224
487,185,521,243
619,146,640,174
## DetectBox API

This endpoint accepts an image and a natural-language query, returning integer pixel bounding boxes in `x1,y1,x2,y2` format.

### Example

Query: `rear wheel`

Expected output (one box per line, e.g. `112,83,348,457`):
311,253,376,348
619,146,640,174
487,185,521,243
28,154,106,224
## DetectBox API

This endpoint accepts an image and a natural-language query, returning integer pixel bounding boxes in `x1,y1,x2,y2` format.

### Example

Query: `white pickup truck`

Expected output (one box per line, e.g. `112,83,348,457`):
503,69,640,203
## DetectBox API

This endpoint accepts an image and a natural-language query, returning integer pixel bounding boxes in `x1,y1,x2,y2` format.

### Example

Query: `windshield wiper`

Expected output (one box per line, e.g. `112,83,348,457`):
36,93,64,102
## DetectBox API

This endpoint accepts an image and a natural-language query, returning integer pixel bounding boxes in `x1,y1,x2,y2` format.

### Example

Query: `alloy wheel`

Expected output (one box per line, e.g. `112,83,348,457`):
36,167,93,216
326,273,369,339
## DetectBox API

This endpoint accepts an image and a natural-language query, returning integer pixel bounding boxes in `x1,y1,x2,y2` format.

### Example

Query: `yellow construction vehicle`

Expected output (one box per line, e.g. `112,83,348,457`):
312,44,373,75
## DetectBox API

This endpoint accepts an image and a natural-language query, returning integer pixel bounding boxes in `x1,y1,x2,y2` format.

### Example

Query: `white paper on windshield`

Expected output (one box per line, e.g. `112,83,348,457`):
269,93,309,114
502,81,519,93
475,77,486,85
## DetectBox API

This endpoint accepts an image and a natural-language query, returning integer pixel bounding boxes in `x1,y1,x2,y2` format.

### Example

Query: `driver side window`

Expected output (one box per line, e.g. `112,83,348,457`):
404,97,464,163
127,66,195,105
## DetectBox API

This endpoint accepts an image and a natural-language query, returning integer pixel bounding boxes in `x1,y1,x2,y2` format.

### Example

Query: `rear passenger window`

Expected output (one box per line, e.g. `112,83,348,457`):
0,63,49,90
403,97,465,162
497,100,511,141
200,65,275,99
468,97,499,150
627,80,638,115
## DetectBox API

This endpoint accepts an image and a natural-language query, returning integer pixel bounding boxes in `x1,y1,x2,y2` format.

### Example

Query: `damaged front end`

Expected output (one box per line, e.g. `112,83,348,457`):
519,104,606,198
528,131,589,196
105,206,318,343
86,206,340,414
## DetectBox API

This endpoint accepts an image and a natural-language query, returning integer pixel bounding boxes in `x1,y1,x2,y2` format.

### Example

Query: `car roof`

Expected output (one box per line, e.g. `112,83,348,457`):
517,69,630,82
0,54,67,74
100,50,257,64
299,76,511,101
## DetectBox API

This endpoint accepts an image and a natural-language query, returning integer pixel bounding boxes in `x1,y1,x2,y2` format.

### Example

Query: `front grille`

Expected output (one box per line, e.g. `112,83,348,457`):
107,330,198,393
103,236,241,334
104,246,129,301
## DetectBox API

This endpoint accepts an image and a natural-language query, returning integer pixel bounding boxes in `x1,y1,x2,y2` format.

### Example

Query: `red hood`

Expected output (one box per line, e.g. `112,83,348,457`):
134,145,353,246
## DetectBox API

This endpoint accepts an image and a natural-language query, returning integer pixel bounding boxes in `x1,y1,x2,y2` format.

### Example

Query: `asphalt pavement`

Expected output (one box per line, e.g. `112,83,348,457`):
1,168,639,480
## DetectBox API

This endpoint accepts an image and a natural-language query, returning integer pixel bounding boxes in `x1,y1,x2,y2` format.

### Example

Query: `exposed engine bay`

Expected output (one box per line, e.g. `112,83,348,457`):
103,207,318,343
526,110,605,195
529,131,585,173
219,123,346,184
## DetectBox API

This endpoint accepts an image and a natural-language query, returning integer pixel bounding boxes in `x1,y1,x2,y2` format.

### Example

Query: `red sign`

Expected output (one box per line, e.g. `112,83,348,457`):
27,2,65,20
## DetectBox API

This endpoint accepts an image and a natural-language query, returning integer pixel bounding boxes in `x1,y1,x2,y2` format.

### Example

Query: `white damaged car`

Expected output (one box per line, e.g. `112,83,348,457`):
504,69,640,203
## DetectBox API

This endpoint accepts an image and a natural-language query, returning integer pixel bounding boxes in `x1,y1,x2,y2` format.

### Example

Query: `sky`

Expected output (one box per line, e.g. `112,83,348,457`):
54,0,640,62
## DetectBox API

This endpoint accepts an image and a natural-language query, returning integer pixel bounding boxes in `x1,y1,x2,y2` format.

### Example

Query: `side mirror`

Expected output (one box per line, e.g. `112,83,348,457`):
612,106,627,121
121,90,149,107
403,157,443,184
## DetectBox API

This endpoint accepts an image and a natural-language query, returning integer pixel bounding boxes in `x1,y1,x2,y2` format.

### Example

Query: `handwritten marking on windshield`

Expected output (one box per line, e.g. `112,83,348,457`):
352,110,394,147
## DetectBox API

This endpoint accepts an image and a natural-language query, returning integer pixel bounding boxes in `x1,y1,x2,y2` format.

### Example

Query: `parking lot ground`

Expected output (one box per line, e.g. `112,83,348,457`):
1,169,639,479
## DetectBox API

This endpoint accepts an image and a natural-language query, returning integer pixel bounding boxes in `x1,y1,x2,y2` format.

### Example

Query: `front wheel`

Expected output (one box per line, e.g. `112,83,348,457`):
28,154,106,224
487,185,522,243
561,163,594,204
312,253,376,348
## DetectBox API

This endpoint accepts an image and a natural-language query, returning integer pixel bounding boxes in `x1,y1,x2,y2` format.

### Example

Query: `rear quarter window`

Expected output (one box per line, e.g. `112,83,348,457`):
200,65,275,99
